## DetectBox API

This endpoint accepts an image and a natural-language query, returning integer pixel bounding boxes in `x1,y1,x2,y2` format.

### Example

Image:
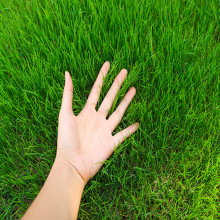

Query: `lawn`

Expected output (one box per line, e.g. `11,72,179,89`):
0,0,219,219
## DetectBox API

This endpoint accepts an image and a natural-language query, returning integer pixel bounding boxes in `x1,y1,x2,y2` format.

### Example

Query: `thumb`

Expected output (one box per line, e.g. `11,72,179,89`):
60,71,73,113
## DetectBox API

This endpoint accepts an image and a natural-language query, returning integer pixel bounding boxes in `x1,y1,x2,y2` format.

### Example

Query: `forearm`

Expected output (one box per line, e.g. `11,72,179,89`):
22,157,85,220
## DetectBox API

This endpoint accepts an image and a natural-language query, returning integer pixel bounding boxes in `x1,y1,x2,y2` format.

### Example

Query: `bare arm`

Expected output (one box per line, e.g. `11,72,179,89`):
22,158,84,219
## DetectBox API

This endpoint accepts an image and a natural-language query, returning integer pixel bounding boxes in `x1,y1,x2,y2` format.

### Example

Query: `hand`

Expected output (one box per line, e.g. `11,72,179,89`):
56,61,139,184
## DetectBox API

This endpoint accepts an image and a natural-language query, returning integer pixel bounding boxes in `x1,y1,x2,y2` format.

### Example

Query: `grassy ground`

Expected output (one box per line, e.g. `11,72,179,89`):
0,0,219,219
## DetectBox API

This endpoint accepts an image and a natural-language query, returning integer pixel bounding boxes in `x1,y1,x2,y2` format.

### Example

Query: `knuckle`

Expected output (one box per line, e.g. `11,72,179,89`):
106,93,115,103
115,107,121,117
65,86,73,93
123,98,130,105
114,78,122,87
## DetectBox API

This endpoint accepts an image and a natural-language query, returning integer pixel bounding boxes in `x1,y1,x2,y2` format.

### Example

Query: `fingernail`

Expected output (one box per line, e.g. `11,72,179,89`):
107,61,110,65
135,122,140,127
125,69,128,76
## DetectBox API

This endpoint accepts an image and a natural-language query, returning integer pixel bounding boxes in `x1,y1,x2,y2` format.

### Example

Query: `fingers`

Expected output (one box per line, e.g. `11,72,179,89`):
86,61,110,108
108,87,136,132
60,71,73,114
113,122,139,148
98,69,127,118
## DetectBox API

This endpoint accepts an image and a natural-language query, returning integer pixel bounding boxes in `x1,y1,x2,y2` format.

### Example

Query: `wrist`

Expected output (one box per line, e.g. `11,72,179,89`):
53,156,86,188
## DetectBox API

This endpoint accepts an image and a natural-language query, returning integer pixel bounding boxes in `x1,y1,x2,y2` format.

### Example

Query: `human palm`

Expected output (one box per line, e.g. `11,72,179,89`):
56,62,139,183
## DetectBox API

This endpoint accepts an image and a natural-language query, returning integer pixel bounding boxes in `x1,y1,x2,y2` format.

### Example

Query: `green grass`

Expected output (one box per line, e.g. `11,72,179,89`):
0,0,219,219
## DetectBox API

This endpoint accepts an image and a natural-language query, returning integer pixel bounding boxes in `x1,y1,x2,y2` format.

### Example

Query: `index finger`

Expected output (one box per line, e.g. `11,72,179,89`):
86,61,110,108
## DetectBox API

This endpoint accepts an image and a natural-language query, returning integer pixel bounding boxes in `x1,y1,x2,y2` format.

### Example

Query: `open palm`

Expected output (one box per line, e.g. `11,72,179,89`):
56,62,139,183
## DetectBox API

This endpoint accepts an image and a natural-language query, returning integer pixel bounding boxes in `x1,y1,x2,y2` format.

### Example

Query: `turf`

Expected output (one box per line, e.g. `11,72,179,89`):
0,0,219,219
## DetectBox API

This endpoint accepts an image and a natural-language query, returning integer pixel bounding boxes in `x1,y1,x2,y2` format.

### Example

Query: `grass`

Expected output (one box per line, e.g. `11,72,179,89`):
0,0,219,219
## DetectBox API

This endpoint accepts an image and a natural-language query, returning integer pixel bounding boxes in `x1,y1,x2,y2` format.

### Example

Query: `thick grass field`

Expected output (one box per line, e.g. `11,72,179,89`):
0,0,219,219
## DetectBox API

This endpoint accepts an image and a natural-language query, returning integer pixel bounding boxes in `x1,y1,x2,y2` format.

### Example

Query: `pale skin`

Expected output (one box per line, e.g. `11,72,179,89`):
22,61,139,219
